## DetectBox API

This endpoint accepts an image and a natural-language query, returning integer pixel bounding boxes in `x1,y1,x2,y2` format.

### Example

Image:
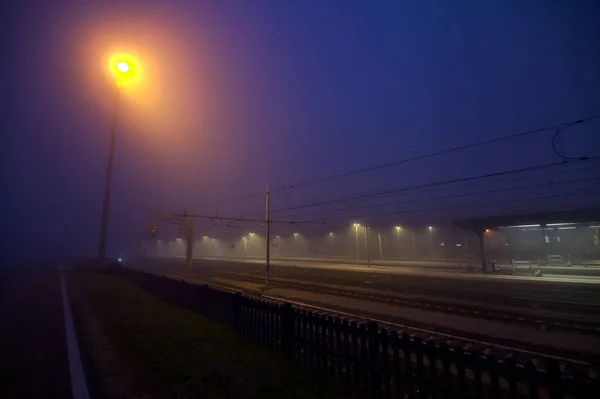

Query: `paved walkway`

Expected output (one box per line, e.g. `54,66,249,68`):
0,267,79,398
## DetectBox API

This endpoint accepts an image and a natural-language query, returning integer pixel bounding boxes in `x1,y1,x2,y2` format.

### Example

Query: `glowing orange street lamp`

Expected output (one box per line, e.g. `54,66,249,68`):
116,61,130,74
98,59,136,260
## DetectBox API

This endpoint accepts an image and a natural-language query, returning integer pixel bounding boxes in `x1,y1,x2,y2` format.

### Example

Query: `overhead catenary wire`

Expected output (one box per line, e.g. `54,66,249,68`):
130,113,598,217
171,213,325,225
284,174,600,220
90,89,599,215
281,162,600,219
248,157,600,217
318,188,600,225
552,119,596,162
237,114,600,200
241,159,600,217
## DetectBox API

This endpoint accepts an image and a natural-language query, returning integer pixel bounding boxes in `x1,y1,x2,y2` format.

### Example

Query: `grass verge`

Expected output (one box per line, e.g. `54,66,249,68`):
69,273,362,399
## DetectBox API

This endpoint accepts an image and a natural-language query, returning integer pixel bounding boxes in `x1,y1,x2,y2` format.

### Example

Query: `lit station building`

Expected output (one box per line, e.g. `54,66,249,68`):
454,208,600,268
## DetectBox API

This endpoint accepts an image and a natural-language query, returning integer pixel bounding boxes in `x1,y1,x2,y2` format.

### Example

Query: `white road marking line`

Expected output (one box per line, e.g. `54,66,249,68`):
60,272,89,399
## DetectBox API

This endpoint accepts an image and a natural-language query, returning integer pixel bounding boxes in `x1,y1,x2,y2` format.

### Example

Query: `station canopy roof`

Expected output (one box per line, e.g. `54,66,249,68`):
454,208,600,231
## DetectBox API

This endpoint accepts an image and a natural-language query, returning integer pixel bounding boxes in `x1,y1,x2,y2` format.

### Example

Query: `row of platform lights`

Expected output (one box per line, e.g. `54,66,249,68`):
157,223,598,246
159,225,440,246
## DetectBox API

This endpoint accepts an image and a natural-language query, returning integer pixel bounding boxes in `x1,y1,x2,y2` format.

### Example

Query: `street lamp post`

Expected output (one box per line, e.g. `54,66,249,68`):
428,226,433,258
353,223,360,266
395,226,402,259
98,60,133,260
364,226,370,267
293,233,299,256
98,82,122,259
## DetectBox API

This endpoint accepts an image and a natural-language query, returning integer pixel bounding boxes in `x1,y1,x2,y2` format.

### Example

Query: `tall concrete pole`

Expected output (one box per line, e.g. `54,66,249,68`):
478,229,487,272
185,217,194,268
397,228,401,259
378,232,383,260
98,88,121,260
265,184,270,285
365,226,370,267
355,225,360,266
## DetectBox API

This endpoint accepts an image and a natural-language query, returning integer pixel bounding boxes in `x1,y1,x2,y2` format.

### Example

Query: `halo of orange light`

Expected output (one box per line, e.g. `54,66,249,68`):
107,52,144,88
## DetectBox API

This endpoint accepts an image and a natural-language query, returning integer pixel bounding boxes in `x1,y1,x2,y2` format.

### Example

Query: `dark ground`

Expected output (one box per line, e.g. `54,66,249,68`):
69,272,365,399
0,265,72,399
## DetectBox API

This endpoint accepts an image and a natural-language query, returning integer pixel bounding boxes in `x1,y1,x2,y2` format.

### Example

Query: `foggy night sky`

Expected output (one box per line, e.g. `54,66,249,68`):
1,1,599,265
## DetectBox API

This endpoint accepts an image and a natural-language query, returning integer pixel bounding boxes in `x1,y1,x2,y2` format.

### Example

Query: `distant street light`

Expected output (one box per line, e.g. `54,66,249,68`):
98,58,138,260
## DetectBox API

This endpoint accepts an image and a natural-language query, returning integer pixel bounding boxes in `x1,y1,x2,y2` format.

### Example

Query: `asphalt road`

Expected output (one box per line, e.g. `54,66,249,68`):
137,257,600,311
0,267,73,399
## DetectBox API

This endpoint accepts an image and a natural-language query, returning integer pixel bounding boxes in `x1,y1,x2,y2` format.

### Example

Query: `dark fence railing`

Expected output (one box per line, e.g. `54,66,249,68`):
108,266,599,398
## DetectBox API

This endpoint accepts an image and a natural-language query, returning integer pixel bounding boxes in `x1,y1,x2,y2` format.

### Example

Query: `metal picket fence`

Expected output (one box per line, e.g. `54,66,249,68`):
108,266,599,398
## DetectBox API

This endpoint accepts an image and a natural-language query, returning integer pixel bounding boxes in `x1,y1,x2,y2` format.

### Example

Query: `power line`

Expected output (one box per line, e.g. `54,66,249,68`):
209,154,600,218
171,213,325,226
239,114,600,199
551,119,597,162
243,159,600,217
285,175,600,220
284,164,600,219
320,188,600,225
320,201,600,230
249,157,599,217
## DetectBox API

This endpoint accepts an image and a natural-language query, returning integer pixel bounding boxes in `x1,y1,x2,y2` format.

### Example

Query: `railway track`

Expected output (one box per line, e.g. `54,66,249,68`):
209,271,600,335
257,268,600,314
156,271,598,380
139,258,600,312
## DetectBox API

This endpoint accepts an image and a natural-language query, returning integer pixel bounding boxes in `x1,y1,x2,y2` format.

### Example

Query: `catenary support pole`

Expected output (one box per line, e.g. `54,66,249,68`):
365,226,371,267
265,184,270,285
